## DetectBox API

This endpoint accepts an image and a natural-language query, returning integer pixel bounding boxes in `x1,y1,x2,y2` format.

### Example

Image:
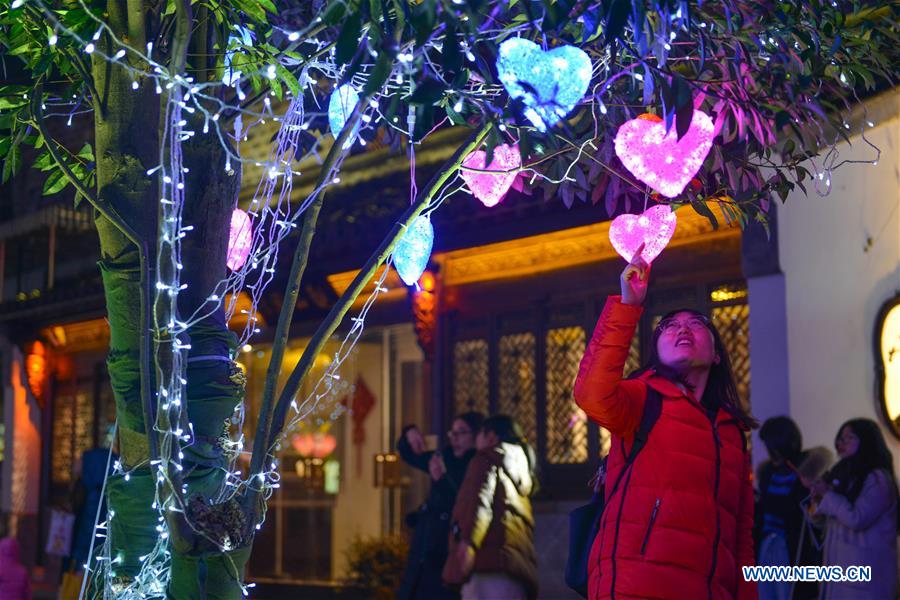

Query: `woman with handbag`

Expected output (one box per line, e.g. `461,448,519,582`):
443,415,539,599
573,246,759,599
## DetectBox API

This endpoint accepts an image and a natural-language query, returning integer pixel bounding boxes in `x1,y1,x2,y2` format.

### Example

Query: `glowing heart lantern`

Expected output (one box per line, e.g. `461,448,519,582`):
328,84,361,149
613,111,715,198
226,208,253,271
496,38,592,132
608,204,677,264
460,144,521,208
393,216,434,286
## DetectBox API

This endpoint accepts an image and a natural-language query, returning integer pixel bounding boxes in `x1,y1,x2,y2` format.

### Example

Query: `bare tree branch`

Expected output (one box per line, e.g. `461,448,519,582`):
248,90,376,481
259,123,492,479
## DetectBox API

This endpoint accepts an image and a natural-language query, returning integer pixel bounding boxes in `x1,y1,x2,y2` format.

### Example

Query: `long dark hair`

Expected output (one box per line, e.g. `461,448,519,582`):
633,308,758,429
481,415,538,489
827,419,899,505
455,411,485,435
759,416,803,465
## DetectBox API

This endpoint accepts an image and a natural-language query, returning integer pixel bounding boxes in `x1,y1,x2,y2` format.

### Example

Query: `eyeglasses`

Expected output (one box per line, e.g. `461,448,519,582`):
836,433,858,446
657,315,710,334
447,428,472,439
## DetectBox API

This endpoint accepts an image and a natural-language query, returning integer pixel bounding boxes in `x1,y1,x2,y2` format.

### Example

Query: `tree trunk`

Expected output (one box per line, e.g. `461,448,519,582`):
91,0,161,583
92,1,249,592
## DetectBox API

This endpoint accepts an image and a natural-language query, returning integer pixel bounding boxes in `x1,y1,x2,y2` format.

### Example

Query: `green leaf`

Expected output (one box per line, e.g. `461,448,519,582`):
363,52,392,95
412,1,437,47
392,0,407,34
1,144,21,185
76,143,94,161
42,168,68,196
335,12,362,66
269,78,283,100
322,0,347,26
441,23,462,74
691,199,719,229
0,97,27,110
233,0,265,22
276,64,300,96
34,150,54,171
445,103,466,126
541,0,568,32
604,0,630,45
673,77,693,140
256,0,277,13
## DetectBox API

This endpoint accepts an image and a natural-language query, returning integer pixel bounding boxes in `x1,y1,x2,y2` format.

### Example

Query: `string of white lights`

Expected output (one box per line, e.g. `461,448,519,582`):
10,0,885,596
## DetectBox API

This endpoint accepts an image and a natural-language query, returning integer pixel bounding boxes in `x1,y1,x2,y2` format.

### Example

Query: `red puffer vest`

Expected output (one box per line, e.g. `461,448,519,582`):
574,297,757,600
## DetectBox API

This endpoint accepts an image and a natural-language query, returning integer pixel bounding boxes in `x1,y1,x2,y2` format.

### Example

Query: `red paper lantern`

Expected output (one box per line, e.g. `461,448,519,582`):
291,432,337,458
25,341,47,404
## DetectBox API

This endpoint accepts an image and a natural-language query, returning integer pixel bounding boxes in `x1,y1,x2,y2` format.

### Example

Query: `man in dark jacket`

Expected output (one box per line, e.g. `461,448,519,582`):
396,412,484,600
755,416,823,600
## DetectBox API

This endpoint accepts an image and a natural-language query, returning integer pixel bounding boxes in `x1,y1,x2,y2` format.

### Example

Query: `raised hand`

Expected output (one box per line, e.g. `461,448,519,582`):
428,453,447,481
620,243,651,306
405,427,427,454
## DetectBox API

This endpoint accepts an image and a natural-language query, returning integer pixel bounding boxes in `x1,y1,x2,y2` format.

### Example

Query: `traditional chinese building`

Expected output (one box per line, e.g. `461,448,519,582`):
1,87,896,597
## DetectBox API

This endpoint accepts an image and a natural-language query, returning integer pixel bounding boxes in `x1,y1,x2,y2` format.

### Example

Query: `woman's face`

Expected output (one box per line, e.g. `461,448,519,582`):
448,419,476,457
656,312,718,371
836,426,861,459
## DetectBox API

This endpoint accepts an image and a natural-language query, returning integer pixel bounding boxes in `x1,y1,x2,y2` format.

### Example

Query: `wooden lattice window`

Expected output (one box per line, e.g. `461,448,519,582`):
711,303,751,409
498,333,537,447
545,327,588,464
453,339,489,415
52,391,93,484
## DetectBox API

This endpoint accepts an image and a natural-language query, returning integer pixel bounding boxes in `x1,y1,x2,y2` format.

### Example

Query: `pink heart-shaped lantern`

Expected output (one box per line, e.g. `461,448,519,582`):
460,144,521,208
608,204,677,264
227,208,253,271
614,111,714,198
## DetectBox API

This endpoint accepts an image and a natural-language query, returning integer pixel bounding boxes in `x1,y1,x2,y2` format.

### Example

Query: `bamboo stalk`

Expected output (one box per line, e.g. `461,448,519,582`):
248,92,375,480
262,124,492,463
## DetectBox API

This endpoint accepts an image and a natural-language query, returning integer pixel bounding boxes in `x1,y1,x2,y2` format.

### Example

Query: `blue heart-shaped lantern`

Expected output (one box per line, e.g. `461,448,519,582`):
328,84,361,149
393,216,434,286
496,38,592,132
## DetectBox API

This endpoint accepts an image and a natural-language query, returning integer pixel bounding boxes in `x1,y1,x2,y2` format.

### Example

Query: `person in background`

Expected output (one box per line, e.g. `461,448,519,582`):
69,446,114,574
808,418,898,599
755,416,821,600
396,411,485,600
444,415,539,600
0,513,30,600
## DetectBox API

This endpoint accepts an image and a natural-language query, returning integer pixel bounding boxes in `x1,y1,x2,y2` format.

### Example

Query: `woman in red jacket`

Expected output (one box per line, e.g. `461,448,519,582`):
574,247,758,600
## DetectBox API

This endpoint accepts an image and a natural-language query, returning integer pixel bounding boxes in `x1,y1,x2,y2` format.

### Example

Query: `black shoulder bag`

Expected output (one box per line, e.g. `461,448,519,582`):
564,387,663,597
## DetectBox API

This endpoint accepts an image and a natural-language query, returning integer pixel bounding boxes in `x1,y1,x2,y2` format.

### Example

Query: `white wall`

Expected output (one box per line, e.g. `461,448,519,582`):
777,90,900,471
331,340,385,579
748,273,792,468
329,325,425,578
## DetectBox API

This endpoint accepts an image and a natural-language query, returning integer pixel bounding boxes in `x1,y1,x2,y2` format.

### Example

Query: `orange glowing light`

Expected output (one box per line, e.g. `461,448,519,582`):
419,270,436,292
291,432,338,458
25,341,47,403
